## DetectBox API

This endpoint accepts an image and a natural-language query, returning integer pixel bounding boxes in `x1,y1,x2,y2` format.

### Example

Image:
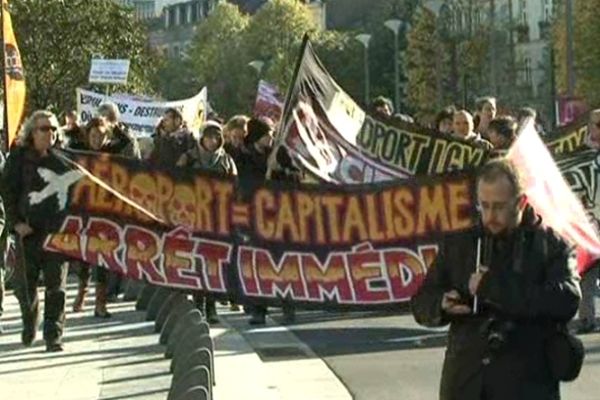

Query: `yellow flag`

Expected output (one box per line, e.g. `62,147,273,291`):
2,0,25,149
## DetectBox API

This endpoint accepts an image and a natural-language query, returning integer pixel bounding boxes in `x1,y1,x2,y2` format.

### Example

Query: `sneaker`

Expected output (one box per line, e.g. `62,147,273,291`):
94,309,112,319
45,341,64,352
249,312,266,326
21,327,36,347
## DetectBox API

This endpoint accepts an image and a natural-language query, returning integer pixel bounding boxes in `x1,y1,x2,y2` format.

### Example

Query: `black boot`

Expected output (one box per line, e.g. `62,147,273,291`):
249,306,267,325
205,300,219,325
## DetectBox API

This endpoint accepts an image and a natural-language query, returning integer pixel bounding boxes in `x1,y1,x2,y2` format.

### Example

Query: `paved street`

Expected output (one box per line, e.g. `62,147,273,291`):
0,279,350,400
266,305,600,400
1,278,598,400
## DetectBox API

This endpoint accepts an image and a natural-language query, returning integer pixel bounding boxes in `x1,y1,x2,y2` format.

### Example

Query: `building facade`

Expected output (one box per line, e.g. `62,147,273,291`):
115,0,187,20
424,0,555,115
148,0,326,59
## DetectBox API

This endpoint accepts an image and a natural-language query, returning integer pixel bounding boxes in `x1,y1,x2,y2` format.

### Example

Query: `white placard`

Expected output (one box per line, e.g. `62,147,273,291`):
89,59,131,85
76,87,208,137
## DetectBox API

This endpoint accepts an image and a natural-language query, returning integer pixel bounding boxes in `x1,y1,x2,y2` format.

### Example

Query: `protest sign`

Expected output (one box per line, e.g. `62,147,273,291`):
76,88,207,137
89,59,130,85
33,149,476,308
270,37,489,184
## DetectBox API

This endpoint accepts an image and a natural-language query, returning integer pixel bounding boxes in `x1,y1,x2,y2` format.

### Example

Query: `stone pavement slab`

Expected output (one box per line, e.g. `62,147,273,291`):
0,280,353,400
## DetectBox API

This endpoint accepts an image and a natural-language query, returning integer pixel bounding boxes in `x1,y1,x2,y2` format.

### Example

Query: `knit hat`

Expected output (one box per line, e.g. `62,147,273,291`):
245,117,274,146
200,120,224,148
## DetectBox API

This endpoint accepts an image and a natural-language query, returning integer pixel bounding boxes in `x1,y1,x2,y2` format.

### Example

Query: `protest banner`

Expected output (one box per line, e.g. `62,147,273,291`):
76,88,207,137
253,80,284,123
269,37,489,184
1,0,26,150
544,114,589,156
508,119,600,275
32,149,476,309
89,59,130,85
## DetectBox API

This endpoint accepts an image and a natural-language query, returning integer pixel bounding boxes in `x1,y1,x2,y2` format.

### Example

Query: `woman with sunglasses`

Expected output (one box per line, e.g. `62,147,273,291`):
0,110,69,352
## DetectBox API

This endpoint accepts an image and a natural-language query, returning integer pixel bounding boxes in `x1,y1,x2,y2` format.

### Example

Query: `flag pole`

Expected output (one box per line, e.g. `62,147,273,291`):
1,1,10,153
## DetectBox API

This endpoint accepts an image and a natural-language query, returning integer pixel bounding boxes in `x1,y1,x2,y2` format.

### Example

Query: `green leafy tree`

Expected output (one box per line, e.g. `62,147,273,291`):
187,2,251,116
405,7,439,123
360,0,419,110
554,0,600,106
243,0,317,93
313,30,363,103
151,57,198,101
7,0,156,112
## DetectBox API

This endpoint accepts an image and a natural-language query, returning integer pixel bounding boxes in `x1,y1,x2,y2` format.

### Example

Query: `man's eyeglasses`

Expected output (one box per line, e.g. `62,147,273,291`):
36,125,58,133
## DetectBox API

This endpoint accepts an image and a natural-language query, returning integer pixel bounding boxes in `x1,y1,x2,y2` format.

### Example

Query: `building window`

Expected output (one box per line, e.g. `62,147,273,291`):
454,7,463,33
169,7,176,27
180,5,188,25
525,57,532,85
191,2,199,22
474,9,481,26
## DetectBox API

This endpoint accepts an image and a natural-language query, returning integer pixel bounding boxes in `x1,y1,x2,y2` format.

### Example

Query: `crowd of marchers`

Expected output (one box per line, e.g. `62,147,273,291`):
0,94,598,400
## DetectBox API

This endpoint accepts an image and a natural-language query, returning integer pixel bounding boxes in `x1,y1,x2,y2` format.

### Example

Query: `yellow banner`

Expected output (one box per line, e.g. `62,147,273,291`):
2,0,25,149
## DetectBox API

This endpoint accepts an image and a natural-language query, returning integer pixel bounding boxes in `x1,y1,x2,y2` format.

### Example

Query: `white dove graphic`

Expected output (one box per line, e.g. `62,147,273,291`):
28,168,84,210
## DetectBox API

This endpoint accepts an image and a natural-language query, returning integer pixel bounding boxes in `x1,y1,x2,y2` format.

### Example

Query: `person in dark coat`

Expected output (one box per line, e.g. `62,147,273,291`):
97,102,141,158
177,120,237,176
148,108,196,168
487,116,518,159
0,151,5,334
0,110,69,352
223,115,249,160
97,103,142,301
177,121,237,324
412,158,580,400
452,110,494,151
68,118,113,318
235,118,297,324
234,118,273,324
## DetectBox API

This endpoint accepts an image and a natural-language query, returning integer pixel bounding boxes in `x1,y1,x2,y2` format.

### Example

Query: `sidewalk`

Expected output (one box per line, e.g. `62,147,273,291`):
0,280,352,400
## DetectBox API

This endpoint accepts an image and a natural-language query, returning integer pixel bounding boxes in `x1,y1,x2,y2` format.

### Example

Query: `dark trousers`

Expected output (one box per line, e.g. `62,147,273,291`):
15,237,67,342
74,261,108,286
193,292,216,315
106,271,123,297
0,266,4,318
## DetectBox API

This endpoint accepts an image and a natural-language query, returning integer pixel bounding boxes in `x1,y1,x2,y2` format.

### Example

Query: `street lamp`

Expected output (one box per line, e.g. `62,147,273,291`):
565,0,576,96
355,33,372,105
248,60,265,77
384,19,403,112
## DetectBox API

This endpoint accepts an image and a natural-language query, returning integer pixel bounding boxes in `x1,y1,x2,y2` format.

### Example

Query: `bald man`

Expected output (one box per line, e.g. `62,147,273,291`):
452,110,493,151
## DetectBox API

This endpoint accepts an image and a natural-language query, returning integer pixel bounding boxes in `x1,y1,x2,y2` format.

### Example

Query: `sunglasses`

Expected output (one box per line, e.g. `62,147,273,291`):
36,125,58,133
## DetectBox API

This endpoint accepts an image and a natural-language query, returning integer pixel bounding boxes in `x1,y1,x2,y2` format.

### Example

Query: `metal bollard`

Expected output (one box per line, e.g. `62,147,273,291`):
171,332,213,374
122,279,144,302
146,287,174,321
155,293,187,333
168,366,211,400
173,385,209,400
160,300,196,354
163,308,204,347
135,284,158,311
167,318,209,359
173,347,213,382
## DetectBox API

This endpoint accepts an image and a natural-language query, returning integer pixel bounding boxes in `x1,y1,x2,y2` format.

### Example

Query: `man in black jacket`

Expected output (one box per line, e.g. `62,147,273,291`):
0,151,5,334
412,158,580,400
1,111,69,352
